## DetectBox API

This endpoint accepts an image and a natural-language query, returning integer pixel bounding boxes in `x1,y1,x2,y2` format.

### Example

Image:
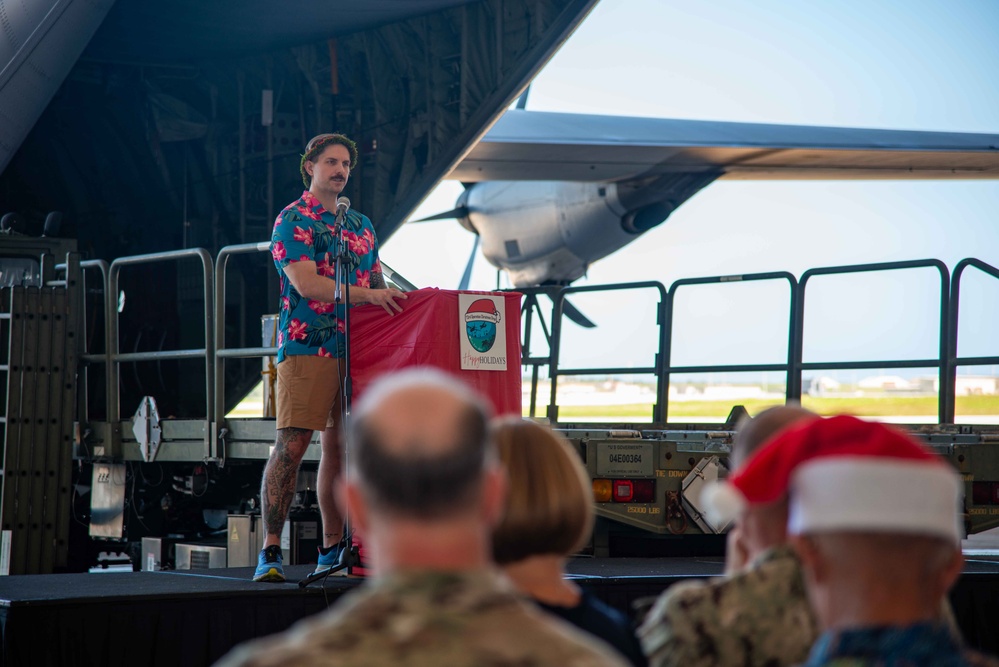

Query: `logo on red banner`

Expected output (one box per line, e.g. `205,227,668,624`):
459,294,507,371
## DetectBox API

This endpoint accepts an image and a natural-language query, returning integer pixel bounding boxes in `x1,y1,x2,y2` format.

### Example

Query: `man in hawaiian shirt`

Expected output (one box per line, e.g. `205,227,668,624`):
254,133,407,582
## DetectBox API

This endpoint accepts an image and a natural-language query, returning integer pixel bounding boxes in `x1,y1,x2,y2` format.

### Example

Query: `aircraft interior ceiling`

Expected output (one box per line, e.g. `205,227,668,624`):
0,0,597,418
84,1,481,63
0,0,597,260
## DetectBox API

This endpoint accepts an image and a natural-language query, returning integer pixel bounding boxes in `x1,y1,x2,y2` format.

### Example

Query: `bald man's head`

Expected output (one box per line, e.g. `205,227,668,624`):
732,404,817,470
348,369,494,519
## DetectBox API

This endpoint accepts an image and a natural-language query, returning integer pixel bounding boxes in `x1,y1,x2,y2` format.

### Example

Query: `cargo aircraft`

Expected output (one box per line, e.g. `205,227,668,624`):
423,97,999,326
3,1,998,310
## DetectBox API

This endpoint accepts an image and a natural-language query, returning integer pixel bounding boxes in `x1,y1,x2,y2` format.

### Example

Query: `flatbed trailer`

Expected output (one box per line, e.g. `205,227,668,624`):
2,234,999,574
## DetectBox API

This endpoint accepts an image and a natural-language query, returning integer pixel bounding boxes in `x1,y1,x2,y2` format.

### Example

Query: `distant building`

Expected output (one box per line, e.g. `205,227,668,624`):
914,376,999,396
804,376,841,396
668,384,700,399
858,375,913,391
957,377,999,395
701,385,766,400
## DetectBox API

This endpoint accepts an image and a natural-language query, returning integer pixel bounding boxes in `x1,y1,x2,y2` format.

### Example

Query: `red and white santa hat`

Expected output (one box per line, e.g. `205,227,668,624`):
702,414,963,543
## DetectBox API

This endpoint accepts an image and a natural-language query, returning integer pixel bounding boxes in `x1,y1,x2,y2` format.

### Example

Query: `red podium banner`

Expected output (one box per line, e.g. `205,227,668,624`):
348,288,523,416
345,288,522,575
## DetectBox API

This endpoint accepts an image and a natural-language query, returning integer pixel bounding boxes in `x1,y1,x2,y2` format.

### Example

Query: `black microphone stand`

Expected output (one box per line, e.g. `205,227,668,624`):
299,199,361,587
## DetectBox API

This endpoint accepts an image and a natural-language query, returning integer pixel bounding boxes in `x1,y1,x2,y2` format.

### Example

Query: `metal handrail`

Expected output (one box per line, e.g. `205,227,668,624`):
59,246,996,456
548,281,668,422
214,242,275,461
946,258,999,422
794,259,950,421
108,249,215,457
507,286,557,418
534,261,966,424
665,271,798,420
57,258,112,418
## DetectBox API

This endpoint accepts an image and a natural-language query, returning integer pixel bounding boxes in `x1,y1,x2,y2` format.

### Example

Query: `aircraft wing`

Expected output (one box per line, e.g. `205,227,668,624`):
450,109,999,182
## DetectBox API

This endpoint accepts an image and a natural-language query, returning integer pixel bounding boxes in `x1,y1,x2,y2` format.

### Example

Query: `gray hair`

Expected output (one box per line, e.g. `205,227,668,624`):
347,368,494,519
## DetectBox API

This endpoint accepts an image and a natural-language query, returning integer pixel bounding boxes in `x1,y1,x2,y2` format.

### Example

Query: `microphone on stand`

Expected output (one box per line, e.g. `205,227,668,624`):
334,197,350,229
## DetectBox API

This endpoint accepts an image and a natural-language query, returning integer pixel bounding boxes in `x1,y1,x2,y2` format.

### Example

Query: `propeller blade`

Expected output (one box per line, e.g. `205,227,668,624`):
412,205,469,222
561,298,596,329
458,235,481,291
541,288,596,328
515,84,530,110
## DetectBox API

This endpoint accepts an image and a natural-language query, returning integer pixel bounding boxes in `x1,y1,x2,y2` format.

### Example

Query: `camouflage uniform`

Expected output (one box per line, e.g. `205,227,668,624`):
637,544,818,667
215,569,629,667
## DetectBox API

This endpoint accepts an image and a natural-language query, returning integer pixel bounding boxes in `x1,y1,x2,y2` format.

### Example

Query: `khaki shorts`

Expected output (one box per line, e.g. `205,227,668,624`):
275,355,344,431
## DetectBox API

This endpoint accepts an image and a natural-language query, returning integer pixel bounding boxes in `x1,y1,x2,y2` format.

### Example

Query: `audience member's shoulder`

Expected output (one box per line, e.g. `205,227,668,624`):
642,545,803,625
212,586,388,666
471,587,631,666
215,581,627,667
638,548,815,667
648,577,716,619
725,546,804,595
360,571,630,666
747,544,802,573
637,578,719,667
545,590,647,667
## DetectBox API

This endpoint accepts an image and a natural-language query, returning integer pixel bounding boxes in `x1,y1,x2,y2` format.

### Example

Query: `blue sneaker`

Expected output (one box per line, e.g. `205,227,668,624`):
313,544,341,576
253,545,285,582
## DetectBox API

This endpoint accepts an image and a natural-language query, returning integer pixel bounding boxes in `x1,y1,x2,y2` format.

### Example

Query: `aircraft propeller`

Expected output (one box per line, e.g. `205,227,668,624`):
412,204,596,328
538,286,596,329
411,205,469,222
412,206,483,292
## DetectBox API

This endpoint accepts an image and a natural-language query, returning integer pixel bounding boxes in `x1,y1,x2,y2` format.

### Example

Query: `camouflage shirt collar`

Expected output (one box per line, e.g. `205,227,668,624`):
371,568,516,607
749,543,801,569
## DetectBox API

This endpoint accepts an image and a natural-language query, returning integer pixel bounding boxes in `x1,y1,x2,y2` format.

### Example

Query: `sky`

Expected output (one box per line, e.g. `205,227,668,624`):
380,0,999,386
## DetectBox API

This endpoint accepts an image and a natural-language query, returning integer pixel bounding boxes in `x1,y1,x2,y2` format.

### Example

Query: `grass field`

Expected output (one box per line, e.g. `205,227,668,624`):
545,395,999,420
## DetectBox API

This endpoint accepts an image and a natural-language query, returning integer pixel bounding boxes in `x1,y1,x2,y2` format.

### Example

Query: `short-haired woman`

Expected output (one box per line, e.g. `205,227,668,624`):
491,417,647,667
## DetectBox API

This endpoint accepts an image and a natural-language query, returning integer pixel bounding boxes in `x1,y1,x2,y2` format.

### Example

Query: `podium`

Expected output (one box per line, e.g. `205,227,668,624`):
332,288,522,577
348,288,522,415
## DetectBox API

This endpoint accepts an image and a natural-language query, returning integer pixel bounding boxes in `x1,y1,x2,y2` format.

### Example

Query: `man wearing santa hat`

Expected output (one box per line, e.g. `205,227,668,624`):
703,414,998,666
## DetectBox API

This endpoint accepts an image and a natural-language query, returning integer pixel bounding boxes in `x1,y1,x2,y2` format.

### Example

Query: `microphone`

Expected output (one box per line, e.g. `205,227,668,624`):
334,197,350,224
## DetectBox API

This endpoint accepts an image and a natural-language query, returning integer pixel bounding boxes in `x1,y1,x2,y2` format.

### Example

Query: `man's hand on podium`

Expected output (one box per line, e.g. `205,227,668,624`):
362,287,408,315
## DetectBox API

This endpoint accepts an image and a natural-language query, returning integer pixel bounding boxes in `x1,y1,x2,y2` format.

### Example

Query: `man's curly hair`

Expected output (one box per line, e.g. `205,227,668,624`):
300,133,358,187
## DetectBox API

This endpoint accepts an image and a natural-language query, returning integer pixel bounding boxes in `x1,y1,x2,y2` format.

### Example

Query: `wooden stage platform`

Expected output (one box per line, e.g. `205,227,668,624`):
2,556,998,667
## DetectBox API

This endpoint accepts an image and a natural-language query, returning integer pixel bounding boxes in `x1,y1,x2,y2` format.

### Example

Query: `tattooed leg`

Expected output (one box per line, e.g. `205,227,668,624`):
261,427,312,548
318,425,344,548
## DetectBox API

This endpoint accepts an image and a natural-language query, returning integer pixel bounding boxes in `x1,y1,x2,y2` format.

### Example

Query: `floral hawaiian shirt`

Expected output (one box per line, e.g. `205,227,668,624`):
270,190,381,362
